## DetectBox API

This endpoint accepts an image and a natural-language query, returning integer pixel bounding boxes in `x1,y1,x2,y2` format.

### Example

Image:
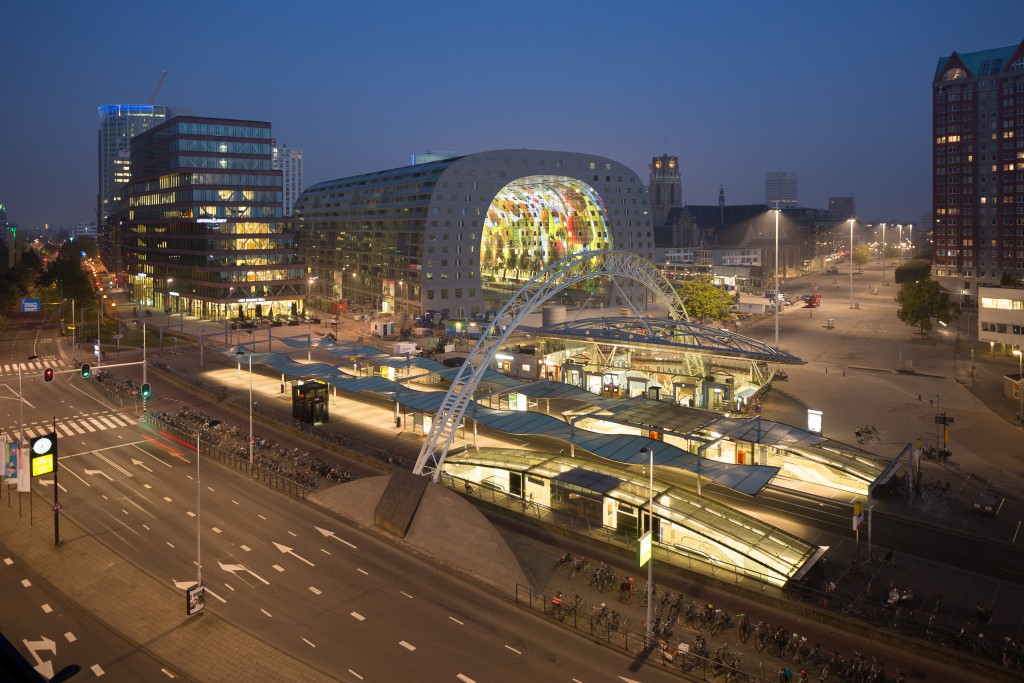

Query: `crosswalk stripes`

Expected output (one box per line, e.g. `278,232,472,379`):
9,413,136,440
0,359,64,375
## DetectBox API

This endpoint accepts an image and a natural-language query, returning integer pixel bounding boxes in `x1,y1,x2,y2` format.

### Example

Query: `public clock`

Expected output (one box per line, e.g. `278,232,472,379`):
654,160,663,169
668,159,676,169
32,435,54,455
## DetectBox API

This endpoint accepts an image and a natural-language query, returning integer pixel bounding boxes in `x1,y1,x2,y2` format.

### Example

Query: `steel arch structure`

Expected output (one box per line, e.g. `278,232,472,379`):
413,250,688,479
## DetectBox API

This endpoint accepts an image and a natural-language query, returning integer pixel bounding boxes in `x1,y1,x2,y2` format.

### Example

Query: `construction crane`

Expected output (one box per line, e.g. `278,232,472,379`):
149,70,168,105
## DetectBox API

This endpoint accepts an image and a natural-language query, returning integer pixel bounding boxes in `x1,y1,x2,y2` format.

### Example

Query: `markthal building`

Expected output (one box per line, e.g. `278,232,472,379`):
294,149,653,320
290,150,889,586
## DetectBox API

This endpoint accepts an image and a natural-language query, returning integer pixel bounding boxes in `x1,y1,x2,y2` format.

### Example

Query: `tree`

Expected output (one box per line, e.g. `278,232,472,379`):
677,274,734,324
853,243,871,273
894,258,932,284
896,279,960,335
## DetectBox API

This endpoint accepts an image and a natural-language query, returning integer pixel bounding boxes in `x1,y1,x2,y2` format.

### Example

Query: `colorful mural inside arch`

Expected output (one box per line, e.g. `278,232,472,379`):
481,176,611,284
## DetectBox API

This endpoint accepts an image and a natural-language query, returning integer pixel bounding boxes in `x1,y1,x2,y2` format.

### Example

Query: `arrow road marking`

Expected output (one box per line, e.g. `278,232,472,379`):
84,469,113,481
131,458,153,473
23,637,56,679
315,525,357,549
273,542,315,566
217,561,270,585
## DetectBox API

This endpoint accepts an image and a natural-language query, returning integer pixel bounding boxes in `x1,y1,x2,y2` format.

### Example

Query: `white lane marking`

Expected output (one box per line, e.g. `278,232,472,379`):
240,545,251,552
350,612,365,621
205,587,226,603
456,675,475,683
347,671,363,680
320,548,331,555
90,664,104,676
400,591,414,599
505,645,521,655
143,484,151,489
309,586,322,595
449,617,464,625
302,637,316,648
186,511,196,518
258,514,267,520
314,525,357,548
272,542,315,566
231,500,239,505
166,542,175,549
399,641,416,651
160,668,176,678
225,584,235,591
206,486,215,492
142,524,150,530
41,604,52,614
3,558,12,565
217,561,270,585
357,568,368,575
212,527,222,534
96,453,132,477
273,565,285,572
261,609,272,617
163,497,173,502
288,530,297,537
64,632,76,643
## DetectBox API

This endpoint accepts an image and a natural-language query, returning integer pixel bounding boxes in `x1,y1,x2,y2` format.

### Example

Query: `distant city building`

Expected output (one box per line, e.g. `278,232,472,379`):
932,39,1024,281
411,150,457,165
272,143,304,216
765,171,798,207
122,116,301,320
96,104,191,274
294,150,651,320
648,154,682,229
828,196,856,222
71,222,97,240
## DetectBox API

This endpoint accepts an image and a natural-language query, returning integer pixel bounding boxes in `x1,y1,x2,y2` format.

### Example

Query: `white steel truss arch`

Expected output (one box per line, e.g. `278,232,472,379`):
413,250,689,479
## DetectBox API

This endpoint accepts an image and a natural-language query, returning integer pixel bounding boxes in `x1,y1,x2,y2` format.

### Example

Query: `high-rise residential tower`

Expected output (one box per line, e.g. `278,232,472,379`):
272,143,304,216
765,171,798,207
932,39,1024,280
123,116,302,320
648,154,682,228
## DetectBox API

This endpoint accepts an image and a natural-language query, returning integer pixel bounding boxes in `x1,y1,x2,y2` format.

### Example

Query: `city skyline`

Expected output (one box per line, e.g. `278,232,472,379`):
2,1,1023,232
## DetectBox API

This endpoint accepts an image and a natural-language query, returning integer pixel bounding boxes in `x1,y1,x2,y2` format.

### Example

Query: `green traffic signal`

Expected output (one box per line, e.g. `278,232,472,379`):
81,363,91,378
140,383,151,399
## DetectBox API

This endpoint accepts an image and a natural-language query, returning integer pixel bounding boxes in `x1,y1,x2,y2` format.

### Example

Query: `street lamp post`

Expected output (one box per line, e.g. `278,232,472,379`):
1014,350,1023,421
848,218,855,309
237,350,254,467
774,207,780,348
880,223,886,287
644,446,653,645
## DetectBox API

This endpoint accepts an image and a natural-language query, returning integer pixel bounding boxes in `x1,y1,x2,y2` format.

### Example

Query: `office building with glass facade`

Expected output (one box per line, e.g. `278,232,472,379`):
294,149,652,320
122,116,304,320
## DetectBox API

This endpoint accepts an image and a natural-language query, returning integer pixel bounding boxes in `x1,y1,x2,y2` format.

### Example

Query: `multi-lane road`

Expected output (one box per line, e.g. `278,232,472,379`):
2,314,688,681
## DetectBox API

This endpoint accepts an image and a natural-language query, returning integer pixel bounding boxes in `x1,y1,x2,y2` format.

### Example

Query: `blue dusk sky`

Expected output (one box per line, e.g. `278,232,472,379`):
2,1,1022,233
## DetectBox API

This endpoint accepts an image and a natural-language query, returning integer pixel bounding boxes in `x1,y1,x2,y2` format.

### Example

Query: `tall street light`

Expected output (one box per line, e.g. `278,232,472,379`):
880,223,887,287
773,207,780,348
1014,349,1023,421
848,218,855,309
644,446,653,645
237,350,254,468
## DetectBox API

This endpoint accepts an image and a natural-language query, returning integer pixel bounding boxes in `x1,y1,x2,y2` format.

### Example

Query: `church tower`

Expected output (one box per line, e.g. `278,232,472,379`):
648,154,682,228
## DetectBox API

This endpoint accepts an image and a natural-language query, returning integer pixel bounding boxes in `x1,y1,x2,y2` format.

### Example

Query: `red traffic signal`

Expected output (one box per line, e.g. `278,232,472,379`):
44,368,54,382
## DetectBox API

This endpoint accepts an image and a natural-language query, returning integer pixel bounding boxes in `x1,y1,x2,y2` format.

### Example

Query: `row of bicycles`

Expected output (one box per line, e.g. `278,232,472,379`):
149,407,357,488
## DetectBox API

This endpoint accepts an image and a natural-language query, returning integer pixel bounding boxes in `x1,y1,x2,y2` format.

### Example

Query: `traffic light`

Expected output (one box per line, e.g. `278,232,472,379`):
44,368,54,382
140,383,151,399
81,363,91,378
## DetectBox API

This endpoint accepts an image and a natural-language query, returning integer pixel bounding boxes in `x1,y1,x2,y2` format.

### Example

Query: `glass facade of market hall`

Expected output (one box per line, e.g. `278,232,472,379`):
123,117,306,321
